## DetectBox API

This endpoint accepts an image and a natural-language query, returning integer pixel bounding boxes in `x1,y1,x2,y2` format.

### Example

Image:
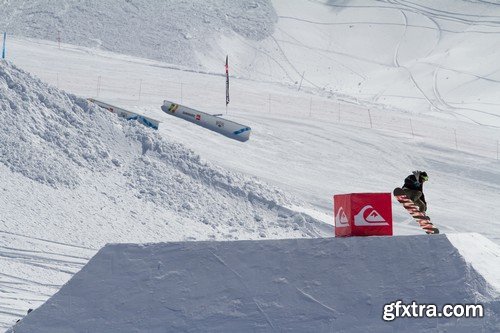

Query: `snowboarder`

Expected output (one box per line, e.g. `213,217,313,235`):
402,170,428,213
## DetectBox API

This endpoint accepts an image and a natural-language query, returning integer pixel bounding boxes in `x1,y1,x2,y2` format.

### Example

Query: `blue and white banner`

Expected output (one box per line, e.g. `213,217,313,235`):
161,100,251,142
88,98,160,130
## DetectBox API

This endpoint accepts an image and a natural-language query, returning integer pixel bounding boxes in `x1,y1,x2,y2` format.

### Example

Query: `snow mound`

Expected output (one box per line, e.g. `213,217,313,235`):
0,62,116,188
0,0,276,69
9,235,500,332
0,60,329,241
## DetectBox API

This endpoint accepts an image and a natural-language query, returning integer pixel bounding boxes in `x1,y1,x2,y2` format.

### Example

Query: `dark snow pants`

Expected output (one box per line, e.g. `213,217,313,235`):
403,189,427,213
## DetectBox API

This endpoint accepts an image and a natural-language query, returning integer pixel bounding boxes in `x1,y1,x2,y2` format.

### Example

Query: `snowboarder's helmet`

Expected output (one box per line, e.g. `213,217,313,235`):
420,171,429,181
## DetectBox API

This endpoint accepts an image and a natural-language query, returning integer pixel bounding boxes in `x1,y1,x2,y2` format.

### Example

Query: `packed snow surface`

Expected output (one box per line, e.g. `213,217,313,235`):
1,0,500,331
8,235,500,332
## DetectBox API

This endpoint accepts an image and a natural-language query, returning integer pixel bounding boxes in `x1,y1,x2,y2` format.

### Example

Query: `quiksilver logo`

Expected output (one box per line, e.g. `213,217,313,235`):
354,205,388,226
335,207,349,227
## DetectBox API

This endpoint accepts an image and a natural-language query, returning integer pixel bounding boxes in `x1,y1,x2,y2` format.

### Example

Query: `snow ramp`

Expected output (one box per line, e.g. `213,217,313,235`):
9,234,500,332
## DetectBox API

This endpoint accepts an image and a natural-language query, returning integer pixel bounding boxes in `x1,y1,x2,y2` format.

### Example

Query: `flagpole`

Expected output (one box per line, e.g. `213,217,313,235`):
225,55,229,114
2,32,6,59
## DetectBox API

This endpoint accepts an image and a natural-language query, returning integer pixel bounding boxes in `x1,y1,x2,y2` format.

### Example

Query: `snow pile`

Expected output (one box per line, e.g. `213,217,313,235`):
8,235,500,332
0,60,328,238
0,0,276,69
0,62,116,188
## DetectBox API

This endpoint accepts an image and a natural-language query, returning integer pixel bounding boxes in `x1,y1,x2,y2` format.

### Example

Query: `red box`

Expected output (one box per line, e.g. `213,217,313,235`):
334,193,392,237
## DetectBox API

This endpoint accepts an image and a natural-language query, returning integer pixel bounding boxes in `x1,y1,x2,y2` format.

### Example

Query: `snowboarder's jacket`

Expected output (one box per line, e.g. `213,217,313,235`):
402,174,426,204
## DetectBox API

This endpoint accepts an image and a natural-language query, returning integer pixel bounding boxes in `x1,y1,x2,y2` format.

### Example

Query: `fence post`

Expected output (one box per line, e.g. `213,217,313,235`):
180,82,183,103
368,109,373,128
138,79,142,101
2,32,6,59
97,75,101,97
454,129,458,149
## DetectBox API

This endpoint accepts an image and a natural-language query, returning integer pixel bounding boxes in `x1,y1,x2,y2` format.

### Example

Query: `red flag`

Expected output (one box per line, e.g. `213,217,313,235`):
225,55,230,105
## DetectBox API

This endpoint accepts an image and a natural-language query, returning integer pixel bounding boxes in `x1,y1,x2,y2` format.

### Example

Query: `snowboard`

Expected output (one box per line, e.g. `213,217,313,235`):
393,187,439,234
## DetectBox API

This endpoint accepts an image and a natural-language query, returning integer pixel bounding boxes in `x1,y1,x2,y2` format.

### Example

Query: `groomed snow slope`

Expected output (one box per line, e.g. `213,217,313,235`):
2,0,500,119
8,235,500,333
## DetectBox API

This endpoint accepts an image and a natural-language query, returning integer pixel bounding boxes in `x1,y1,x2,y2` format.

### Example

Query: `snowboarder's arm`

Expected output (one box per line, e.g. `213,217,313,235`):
404,175,420,189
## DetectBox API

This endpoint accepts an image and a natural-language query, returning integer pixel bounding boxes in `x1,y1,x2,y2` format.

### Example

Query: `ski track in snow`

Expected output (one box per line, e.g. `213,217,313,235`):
272,33,386,70
424,14,442,57
209,249,277,329
0,231,94,331
391,0,500,25
393,10,407,68
278,13,500,34
232,33,297,84
274,27,366,80
422,62,500,84
432,66,500,125
295,287,339,317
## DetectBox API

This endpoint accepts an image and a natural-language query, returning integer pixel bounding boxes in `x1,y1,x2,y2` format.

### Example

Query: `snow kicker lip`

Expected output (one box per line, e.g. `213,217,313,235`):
10,235,499,333
161,100,251,142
